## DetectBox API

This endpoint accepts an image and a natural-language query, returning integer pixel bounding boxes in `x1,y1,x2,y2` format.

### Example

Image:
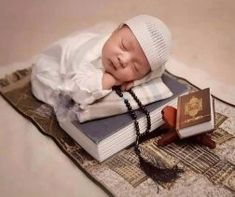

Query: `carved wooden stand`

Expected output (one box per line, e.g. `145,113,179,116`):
158,106,216,149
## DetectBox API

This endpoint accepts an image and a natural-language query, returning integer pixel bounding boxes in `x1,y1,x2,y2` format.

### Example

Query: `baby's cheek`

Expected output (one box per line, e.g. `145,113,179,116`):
119,70,135,82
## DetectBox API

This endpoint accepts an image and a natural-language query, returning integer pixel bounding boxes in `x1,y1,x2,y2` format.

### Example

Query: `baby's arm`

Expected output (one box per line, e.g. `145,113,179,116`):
102,72,134,90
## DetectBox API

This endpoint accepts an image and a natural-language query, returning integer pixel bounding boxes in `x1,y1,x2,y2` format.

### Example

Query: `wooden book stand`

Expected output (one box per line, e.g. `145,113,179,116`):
158,106,216,149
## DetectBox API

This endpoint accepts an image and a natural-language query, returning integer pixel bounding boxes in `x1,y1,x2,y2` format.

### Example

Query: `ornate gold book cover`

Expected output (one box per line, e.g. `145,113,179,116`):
176,88,211,129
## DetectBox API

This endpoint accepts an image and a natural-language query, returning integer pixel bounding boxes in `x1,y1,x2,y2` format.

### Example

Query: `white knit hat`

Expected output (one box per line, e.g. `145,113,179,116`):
124,15,172,71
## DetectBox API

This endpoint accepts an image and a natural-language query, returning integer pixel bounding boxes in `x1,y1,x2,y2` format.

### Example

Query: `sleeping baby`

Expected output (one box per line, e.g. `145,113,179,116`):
31,15,171,110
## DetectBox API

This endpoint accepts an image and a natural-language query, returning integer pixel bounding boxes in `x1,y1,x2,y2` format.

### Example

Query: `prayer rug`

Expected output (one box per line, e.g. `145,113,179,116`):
0,67,234,197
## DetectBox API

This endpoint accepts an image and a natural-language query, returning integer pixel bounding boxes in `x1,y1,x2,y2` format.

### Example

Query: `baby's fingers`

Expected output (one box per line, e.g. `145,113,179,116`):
121,81,134,91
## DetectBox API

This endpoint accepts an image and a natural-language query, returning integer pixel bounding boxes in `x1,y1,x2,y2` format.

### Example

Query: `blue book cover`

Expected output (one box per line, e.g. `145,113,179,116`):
71,74,188,144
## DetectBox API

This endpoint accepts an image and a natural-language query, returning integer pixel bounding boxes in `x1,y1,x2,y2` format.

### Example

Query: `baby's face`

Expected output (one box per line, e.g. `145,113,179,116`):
102,25,150,84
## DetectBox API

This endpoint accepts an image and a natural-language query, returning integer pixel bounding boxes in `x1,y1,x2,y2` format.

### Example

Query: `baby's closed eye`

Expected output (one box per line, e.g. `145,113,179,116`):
133,63,139,72
121,39,128,50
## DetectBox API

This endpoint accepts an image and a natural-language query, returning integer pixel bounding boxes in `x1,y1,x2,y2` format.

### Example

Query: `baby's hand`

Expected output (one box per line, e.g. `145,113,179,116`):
102,72,121,90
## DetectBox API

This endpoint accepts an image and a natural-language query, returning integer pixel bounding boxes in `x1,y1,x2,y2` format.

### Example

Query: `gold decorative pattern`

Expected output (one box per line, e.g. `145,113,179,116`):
185,96,203,118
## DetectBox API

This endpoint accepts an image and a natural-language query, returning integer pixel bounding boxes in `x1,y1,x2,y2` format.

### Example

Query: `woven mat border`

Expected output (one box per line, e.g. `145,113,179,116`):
0,67,234,196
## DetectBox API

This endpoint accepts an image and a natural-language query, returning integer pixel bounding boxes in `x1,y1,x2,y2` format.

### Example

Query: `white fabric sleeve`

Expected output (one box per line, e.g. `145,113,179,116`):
133,65,165,87
31,36,75,107
31,54,62,107
67,63,111,109
31,30,110,107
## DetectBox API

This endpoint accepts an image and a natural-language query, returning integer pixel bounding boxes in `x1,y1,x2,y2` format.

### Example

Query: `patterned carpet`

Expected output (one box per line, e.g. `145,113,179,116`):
0,67,234,197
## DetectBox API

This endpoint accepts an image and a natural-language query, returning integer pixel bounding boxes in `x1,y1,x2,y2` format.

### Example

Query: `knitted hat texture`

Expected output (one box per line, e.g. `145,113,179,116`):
124,15,172,71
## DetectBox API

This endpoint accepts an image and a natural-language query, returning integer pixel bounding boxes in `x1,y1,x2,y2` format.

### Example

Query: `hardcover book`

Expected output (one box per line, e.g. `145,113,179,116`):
176,88,215,139
58,74,189,162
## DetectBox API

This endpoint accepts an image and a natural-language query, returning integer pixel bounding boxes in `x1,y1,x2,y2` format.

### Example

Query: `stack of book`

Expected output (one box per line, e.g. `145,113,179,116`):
58,74,188,162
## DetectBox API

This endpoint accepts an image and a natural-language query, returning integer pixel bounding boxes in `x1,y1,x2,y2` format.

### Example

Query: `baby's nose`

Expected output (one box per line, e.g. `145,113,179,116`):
119,53,132,67
117,57,126,68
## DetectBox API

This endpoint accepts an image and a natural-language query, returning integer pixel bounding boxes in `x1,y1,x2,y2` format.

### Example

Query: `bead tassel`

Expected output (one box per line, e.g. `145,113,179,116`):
113,86,183,183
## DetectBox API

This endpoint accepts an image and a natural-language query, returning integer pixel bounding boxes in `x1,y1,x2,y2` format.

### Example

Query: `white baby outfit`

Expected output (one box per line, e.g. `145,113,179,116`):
31,31,112,109
32,24,166,109
31,16,173,122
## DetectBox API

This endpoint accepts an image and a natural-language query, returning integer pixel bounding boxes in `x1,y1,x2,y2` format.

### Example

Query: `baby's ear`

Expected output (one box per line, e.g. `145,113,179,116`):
121,81,134,91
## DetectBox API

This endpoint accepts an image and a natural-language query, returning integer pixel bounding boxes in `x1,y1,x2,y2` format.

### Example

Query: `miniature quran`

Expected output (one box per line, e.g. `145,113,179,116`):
176,88,215,138
158,88,216,148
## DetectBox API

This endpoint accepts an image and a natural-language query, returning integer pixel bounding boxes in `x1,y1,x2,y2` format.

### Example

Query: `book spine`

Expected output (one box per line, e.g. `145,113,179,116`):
212,98,216,130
